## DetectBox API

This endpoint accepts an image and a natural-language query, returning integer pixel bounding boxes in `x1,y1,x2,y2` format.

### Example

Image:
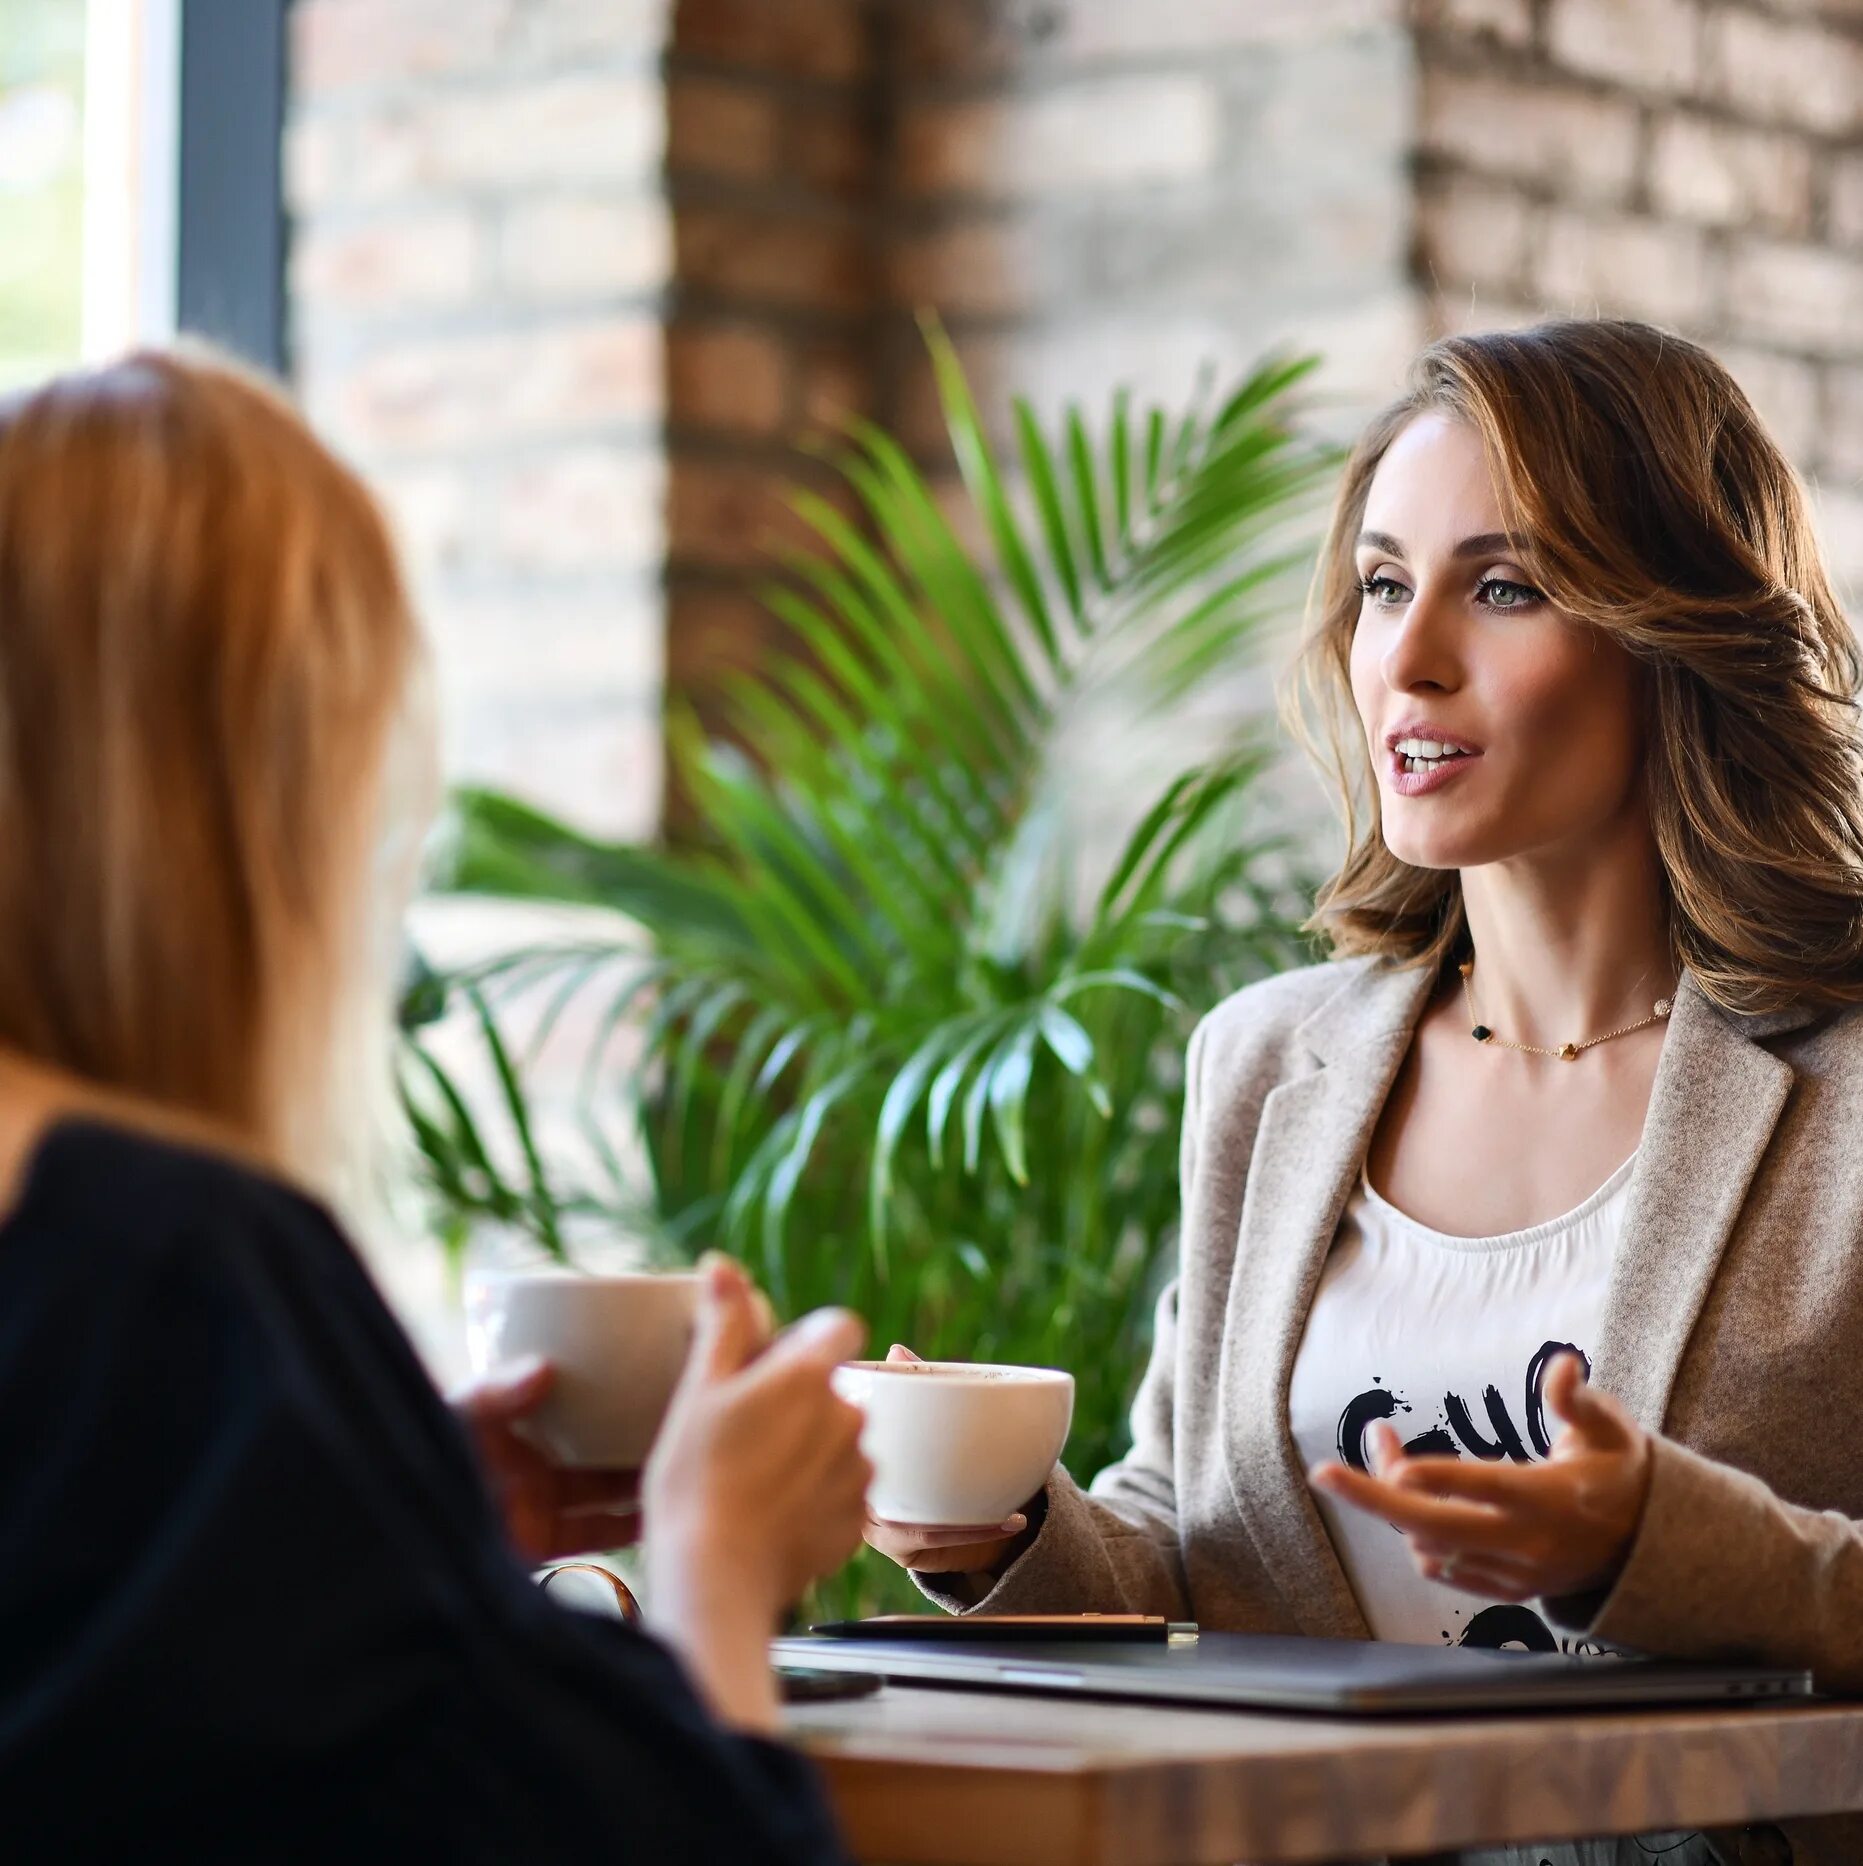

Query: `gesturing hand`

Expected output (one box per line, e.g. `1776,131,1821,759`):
1308,1353,1654,1604
453,1359,641,1564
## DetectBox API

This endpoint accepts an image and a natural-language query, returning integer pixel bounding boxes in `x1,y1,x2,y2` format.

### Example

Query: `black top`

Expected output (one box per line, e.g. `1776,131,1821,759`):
0,1120,848,1864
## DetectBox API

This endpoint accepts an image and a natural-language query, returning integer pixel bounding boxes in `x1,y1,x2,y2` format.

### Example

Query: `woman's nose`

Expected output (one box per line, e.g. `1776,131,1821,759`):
1381,589,1462,694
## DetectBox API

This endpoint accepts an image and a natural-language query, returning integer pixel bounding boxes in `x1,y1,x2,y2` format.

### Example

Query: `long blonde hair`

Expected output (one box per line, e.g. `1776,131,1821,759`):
0,347,424,1191
1291,319,1863,1015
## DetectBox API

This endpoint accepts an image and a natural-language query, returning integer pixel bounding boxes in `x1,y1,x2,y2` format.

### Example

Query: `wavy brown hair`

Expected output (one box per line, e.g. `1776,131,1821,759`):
0,348,424,1190
1291,318,1863,1015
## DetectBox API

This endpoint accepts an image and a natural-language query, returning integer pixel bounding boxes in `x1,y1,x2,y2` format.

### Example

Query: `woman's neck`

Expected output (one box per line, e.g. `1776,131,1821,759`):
1458,815,1673,1048
0,1046,277,1207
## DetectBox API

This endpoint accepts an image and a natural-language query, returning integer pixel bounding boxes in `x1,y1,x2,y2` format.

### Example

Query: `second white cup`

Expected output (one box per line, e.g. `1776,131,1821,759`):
466,1270,702,1468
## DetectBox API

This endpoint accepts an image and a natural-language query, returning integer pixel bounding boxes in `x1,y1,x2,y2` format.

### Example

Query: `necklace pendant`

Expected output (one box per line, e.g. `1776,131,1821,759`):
1471,1025,1492,1043
1559,1042,1579,1061
1655,997,1673,1017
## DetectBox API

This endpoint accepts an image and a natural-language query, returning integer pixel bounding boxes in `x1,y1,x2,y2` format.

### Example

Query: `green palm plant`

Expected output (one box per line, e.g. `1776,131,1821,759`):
404,327,1334,1612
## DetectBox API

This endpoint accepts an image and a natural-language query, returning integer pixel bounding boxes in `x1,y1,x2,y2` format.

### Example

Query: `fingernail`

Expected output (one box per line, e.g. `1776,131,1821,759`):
792,1306,861,1348
999,1514,1027,1533
701,1254,747,1297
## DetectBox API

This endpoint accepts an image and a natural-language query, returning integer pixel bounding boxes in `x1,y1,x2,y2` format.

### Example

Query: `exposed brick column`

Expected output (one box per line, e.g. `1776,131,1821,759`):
1414,0,1863,595
663,0,882,772
287,0,672,840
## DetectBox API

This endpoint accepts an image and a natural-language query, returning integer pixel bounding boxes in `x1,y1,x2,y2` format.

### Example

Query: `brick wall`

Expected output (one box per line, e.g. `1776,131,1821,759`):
287,0,672,841
879,0,1422,458
1414,0,1863,592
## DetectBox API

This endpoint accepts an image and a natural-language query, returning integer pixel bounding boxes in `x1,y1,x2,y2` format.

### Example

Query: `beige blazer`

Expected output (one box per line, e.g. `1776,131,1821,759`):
929,956,1863,1864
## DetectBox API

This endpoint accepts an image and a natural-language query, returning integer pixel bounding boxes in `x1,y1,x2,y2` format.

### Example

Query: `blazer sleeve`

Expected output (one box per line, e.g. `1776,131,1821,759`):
912,1020,1210,1619
1545,1433,1863,1689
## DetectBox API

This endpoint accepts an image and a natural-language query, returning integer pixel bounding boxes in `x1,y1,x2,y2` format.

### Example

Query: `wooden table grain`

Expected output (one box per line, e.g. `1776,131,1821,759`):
784,1682,1863,1864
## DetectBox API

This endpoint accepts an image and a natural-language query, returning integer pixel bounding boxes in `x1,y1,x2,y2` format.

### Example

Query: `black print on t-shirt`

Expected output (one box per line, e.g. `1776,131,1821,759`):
1332,1338,1595,1653
1334,1338,1593,1471
1460,1603,1558,1651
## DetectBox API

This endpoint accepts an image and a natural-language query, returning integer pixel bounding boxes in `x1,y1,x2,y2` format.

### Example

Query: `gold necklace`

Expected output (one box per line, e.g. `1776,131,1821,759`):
1458,957,1673,1061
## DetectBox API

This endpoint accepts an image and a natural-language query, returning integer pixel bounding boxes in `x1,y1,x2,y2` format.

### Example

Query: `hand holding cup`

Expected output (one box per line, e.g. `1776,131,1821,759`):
856,1345,1063,1578
645,1257,872,1613
453,1358,642,1563
643,1256,871,1732
460,1261,706,1561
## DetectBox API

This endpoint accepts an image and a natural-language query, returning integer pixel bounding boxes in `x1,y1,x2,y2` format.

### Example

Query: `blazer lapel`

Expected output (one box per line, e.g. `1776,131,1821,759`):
1219,962,1434,1639
1589,977,1800,1432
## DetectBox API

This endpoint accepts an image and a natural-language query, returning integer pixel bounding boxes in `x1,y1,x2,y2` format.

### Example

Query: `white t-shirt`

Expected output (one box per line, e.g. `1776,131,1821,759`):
1287,1153,1636,1653
1286,1156,1741,1862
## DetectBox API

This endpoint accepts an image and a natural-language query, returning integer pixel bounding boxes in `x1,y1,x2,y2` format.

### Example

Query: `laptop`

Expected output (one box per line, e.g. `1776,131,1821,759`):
770,1629,1814,1714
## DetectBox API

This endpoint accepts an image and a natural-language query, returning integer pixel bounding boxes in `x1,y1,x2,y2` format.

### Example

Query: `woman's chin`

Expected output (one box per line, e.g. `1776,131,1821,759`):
1378,790,1516,873
1380,820,1484,872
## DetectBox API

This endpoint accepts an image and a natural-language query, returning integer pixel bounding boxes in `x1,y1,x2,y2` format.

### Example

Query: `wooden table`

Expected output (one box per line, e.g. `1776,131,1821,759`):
786,1681,1863,1864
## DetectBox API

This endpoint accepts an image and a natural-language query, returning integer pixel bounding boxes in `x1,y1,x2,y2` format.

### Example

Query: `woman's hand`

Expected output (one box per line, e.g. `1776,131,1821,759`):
453,1359,641,1564
861,1345,1032,1577
643,1256,870,1733
1308,1353,1653,1604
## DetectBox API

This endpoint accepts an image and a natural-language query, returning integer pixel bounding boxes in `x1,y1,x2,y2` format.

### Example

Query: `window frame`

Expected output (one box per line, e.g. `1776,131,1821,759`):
173,0,288,372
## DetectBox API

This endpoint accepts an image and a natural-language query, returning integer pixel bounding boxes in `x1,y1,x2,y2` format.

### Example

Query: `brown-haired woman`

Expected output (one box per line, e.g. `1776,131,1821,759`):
0,351,869,1861
870,319,1863,1864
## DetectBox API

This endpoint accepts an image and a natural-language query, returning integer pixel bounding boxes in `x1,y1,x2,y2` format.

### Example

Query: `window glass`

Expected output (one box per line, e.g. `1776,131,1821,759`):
0,0,87,387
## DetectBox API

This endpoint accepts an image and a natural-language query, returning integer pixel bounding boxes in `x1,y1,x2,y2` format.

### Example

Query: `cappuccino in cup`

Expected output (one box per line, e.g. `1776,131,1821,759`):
833,1360,1074,1526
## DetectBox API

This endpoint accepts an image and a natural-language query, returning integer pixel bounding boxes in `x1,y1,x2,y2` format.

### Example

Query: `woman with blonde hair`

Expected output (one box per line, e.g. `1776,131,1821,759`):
0,349,868,1861
870,318,1863,1863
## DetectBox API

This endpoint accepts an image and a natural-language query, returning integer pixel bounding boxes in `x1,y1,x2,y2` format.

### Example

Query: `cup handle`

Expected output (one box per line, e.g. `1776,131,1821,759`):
536,1561,642,1624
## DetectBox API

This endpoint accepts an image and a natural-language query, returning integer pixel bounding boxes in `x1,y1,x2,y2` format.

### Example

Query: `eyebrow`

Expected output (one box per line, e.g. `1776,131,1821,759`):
1356,529,1528,561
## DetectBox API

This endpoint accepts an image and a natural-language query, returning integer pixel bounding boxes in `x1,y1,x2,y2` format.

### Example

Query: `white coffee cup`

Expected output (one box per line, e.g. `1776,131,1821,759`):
465,1270,702,1468
832,1360,1074,1526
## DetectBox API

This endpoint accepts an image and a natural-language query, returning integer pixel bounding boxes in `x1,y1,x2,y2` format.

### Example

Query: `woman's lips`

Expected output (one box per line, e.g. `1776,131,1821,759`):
1385,749,1481,797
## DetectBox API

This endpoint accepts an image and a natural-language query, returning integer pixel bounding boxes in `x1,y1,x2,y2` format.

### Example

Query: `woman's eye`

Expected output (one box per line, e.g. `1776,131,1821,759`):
1476,577,1543,612
1358,575,1409,607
